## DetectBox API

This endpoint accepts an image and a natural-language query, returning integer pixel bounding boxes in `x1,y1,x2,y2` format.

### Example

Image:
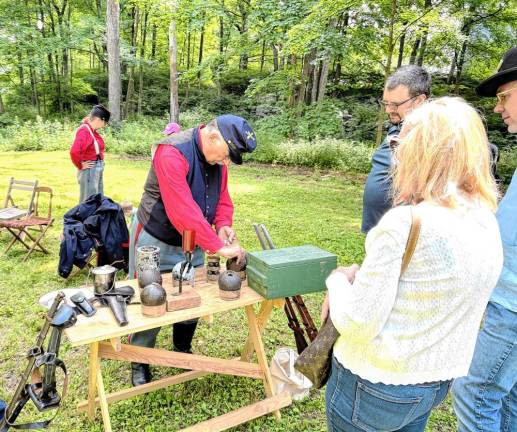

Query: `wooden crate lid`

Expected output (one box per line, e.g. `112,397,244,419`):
247,245,336,267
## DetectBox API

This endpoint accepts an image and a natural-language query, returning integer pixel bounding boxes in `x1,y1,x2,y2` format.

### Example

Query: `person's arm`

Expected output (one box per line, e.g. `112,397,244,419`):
327,209,409,343
70,127,88,169
213,165,235,243
153,145,225,254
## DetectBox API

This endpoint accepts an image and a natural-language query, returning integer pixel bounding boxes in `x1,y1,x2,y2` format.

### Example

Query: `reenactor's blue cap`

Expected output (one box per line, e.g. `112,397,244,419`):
215,114,257,165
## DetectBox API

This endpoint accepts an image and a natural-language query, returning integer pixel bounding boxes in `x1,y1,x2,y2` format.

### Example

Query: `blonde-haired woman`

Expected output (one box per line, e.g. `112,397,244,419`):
323,97,503,432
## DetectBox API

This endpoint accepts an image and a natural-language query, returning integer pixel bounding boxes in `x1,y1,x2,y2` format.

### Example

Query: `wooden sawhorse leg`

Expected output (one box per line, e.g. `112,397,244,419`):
241,299,284,362
244,303,281,420
87,341,112,432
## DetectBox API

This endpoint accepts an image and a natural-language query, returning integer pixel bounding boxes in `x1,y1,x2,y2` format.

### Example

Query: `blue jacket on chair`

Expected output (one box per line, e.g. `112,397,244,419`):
58,194,129,278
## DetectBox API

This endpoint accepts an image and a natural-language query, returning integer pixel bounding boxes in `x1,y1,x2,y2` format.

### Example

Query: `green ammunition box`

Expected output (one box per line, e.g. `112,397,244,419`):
246,245,337,299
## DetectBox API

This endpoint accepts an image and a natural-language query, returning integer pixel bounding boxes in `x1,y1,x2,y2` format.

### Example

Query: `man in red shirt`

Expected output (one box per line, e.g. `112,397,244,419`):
128,114,256,386
70,105,110,203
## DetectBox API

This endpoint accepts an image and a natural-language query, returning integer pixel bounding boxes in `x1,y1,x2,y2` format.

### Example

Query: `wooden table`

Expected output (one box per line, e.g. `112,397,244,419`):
64,269,291,431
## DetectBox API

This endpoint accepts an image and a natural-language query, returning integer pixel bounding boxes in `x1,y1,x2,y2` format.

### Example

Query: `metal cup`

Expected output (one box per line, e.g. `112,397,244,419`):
91,265,117,295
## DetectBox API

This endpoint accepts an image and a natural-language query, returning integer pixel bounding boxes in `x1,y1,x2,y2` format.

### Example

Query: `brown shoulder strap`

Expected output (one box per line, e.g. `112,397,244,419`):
401,206,421,275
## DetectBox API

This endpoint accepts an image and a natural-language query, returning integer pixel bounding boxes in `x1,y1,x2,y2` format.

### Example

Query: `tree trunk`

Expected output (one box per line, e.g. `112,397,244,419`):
30,67,40,114
416,0,431,66
124,6,139,117
17,52,24,85
311,62,319,104
447,49,458,84
454,32,470,93
416,30,428,66
409,37,420,64
397,29,406,67
137,9,148,115
272,45,279,71
107,0,122,125
317,59,330,102
219,3,224,54
169,3,179,123
375,0,398,145
197,14,205,79
25,0,40,113
260,40,265,72
0,94,5,114
151,23,157,60
186,29,191,69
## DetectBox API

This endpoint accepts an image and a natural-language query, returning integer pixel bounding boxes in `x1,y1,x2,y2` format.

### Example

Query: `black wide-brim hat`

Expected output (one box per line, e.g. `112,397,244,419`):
477,47,517,97
91,104,111,122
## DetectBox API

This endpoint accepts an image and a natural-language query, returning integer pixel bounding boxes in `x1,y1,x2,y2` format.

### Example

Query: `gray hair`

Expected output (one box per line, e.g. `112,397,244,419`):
385,65,431,97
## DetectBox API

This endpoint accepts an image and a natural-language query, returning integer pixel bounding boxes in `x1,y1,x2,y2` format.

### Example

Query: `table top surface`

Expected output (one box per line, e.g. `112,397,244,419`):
64,269,264,347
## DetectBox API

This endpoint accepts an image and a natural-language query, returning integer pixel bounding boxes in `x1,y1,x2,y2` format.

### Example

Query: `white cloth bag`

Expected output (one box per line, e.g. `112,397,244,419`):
270,347,313,401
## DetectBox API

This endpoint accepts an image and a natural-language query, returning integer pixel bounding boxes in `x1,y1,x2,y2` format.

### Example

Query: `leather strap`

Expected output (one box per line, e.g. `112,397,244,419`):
401,206,421,275
80,124,100,156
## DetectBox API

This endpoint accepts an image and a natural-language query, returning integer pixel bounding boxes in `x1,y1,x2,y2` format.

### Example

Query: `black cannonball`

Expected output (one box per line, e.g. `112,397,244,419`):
226,256,247,272
141,282,166,306
138,266,162,289
218,270,242,292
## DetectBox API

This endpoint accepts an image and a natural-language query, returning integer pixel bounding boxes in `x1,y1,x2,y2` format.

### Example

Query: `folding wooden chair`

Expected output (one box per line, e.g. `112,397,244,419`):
0,186,54,261
0,177,39,221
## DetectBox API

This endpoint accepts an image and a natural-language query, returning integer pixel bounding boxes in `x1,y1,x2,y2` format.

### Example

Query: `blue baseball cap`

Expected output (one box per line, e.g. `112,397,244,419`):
215,114,257,165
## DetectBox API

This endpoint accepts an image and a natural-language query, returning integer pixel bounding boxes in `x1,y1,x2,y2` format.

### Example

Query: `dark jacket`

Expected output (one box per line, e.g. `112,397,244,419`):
137,127,222,246
58,194,129,278
361,123,401,234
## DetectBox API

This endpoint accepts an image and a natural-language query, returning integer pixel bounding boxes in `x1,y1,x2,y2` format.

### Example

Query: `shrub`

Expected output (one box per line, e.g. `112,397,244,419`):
498,144,517,185
248,137,372,174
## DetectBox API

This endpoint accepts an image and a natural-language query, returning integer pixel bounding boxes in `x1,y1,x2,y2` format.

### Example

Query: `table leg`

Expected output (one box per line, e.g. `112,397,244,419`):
87,342,99,420
244,305,281,420
87,341,112,431
96,367,112,432
241,301,273,362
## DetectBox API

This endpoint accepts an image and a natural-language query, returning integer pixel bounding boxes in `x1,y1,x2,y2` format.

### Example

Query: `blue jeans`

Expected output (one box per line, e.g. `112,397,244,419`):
77,159,104,203
128,214,204,351
326,356,451,432
452,301,517,432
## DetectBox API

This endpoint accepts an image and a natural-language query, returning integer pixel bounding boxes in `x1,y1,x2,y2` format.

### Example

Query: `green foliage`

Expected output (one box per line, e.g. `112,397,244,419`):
498,145,517,185
248,136,373,173
0,117,74,151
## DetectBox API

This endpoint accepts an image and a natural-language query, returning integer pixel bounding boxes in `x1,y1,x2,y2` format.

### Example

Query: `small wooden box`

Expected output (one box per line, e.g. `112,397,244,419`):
246,245,337,299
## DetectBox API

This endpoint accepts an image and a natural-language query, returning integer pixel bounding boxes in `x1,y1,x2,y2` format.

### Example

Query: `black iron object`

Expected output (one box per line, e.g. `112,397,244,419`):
70,292,96,317
94,285,135,327
218,270,242,300
0,293,76,431
137,266,162,290
252,223,319,354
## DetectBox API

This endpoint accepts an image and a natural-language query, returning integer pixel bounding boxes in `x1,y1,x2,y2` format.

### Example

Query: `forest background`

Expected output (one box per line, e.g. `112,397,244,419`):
0,0,517,181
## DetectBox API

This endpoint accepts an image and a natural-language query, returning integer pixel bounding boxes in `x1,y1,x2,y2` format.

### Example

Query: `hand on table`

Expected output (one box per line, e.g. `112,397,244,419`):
216,243,246,264
217,225,237,245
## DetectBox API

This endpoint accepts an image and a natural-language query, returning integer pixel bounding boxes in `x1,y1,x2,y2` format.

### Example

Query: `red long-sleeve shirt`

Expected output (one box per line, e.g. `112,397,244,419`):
153,143,234,254
70,122,105,169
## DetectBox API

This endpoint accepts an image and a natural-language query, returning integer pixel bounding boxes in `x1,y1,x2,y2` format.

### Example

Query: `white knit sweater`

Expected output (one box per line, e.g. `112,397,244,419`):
327,202,503,385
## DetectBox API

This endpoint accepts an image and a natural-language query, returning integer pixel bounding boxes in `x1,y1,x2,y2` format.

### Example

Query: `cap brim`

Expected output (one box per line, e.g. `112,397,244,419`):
229,149,242,165
476,67,517,96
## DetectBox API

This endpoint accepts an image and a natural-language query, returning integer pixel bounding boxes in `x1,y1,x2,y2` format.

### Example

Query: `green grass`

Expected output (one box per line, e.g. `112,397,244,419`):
0,151,456,431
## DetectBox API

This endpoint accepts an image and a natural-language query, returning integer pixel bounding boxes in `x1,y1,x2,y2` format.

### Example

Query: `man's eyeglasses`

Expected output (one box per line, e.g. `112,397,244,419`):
378,95,419,110
496,84,517,105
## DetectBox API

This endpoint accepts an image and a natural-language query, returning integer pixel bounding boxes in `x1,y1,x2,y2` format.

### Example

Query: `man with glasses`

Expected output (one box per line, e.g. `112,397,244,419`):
127,114,255,386
452,46,517,432
361,65,430,233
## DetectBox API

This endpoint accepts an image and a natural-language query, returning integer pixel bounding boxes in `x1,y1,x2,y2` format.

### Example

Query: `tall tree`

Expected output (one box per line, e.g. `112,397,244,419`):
169,1,179,123
107,0,121,124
